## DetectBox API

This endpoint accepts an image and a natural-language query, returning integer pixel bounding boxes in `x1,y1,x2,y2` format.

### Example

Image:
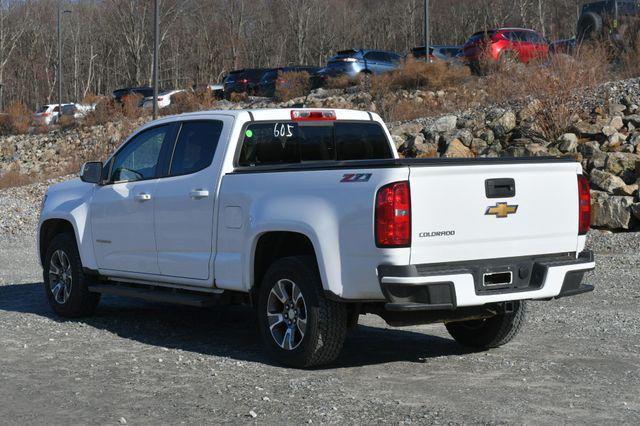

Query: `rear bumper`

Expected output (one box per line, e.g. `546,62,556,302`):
378,251,595,312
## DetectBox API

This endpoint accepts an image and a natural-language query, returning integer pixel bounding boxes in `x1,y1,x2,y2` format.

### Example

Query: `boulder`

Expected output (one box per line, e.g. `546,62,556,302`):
604,152,640,182
557,133,578,153
469,138,488,155
578,141,601,157
432,115,457,133
518,99,543,122
571,120,606,138
489,111,516,138
452,128,474,147
623,114,640,127
590,190,635,230
609,103,627,117
442,139,473,158
476,128,495,144
608,116,624,130
586,151,608,172
590,169,627,194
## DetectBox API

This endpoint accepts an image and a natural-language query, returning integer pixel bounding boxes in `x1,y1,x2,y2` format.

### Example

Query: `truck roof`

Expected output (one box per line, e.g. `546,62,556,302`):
142,108,377,127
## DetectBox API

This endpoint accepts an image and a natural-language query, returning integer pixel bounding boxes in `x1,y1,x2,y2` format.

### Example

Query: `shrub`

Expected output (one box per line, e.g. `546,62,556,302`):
275,71,311,101
122,94,143,119
163,91,200,115
229,92,248,103
0,102,31,135
58,114,76,130
0,162,34,189
324,75,352,89
371,58,471,94
84,98,121,127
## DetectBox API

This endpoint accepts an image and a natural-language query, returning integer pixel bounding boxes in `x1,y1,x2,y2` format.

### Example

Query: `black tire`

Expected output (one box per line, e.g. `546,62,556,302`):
257,256,347,368
43,233,100,318
577,12,603,41
445,301,527,350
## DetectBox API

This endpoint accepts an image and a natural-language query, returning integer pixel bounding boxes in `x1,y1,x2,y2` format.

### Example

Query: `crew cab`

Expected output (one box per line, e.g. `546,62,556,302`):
38,108,595,368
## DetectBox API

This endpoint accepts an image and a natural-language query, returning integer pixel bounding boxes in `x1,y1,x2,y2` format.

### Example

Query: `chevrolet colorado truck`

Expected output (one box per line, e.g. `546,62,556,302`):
38,108,595,368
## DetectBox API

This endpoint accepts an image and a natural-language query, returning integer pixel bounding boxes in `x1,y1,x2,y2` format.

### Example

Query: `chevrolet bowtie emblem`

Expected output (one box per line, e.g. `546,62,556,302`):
485,202,518,218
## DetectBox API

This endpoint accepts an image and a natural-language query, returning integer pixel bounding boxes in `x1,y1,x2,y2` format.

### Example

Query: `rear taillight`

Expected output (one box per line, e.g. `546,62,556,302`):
375,181,411,248
578,175,591,235
239,79,249,84
291,110,336,121
157,97,164,101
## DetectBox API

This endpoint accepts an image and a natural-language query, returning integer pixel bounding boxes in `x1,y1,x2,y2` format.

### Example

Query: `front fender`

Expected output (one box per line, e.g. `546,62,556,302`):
38,179,97,269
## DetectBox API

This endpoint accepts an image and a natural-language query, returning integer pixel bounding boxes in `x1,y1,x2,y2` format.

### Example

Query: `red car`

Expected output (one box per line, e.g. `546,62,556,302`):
462,28,549,71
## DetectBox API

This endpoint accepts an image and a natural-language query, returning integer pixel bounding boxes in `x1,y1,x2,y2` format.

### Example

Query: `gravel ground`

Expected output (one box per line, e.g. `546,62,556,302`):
0,231,639,425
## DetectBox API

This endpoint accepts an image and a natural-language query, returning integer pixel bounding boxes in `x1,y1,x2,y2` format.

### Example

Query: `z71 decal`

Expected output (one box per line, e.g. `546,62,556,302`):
340,173,372,183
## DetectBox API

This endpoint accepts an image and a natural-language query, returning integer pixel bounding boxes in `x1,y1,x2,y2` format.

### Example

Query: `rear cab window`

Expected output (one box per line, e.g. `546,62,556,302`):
237,121,392,167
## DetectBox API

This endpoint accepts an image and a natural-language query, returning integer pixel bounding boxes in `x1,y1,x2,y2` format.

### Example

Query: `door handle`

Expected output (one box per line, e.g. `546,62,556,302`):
135,193,152,202
189,189,209,200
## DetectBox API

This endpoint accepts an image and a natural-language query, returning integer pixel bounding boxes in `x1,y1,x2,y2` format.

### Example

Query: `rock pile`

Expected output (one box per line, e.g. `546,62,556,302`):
3,78,640,231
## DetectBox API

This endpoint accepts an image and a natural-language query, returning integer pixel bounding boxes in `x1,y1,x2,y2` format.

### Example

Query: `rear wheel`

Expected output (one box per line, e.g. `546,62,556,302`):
257,256,347,368
43,233,100,318
445,301,527,349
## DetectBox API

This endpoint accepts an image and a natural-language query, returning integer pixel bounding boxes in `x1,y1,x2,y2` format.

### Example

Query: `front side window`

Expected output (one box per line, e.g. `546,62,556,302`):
238,121,392,167
170,121,224,176
111,125,172,182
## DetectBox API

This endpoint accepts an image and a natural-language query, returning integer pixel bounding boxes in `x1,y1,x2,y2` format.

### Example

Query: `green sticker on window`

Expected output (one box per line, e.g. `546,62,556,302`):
245,129,253,138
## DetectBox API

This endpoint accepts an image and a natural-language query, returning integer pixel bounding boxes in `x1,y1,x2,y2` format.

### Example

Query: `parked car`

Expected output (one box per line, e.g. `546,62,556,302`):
112,87,154,106
462,28,549,72
316,49,403,80
223,69,272,97
257,66,321,97
39,107,595,368
33,103,94,125
549,38,578,55
410,45,462,62
142,89,187,109
578,0,640,41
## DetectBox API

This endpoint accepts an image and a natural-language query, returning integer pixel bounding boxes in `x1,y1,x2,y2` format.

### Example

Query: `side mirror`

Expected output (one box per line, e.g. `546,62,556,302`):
80,161,103,184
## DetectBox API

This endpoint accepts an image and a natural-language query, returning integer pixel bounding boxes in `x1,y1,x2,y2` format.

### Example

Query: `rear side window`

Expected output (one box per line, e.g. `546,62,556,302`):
237,121,392,167
335,122,392,160
170,121,223,176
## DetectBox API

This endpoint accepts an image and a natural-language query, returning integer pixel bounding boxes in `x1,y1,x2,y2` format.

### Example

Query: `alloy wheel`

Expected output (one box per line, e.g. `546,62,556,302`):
49,249,72,304
266,279,308,350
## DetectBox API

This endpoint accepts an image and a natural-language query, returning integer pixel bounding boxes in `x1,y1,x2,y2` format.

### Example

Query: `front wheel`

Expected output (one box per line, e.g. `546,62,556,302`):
445,301,527,350
43,233,100,318
257,256,347,368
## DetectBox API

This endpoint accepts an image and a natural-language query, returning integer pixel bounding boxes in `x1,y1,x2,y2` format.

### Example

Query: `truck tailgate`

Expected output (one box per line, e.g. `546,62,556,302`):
408,161,581,265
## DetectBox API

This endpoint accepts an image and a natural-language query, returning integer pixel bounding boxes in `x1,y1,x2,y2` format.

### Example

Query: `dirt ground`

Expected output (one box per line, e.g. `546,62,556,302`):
1,234,639,425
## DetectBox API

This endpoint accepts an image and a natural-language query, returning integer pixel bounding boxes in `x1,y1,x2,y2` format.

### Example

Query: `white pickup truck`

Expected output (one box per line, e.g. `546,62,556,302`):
38,108,595,367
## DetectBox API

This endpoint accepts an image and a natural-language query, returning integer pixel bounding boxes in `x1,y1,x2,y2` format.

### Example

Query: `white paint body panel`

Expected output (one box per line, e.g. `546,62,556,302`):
38,108,592,307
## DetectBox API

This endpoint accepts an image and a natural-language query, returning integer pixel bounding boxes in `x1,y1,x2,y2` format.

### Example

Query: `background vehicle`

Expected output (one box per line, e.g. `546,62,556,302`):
142,89,187,109
462,28,549,71
316,49,403,80
258,66,321,97
410,45,462,62
112,87,154,105
39,108,595,368
223,69,271,97
578,0,640,41
33,103,94,125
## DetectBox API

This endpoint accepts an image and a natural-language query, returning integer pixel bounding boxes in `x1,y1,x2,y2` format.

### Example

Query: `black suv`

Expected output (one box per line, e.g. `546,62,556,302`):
223,69,272,97
112,87,154,105
578,0,640,40
257,66,321,97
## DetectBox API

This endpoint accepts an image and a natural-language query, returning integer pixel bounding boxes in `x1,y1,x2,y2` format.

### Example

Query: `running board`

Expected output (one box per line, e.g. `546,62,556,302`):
88,283,224,308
